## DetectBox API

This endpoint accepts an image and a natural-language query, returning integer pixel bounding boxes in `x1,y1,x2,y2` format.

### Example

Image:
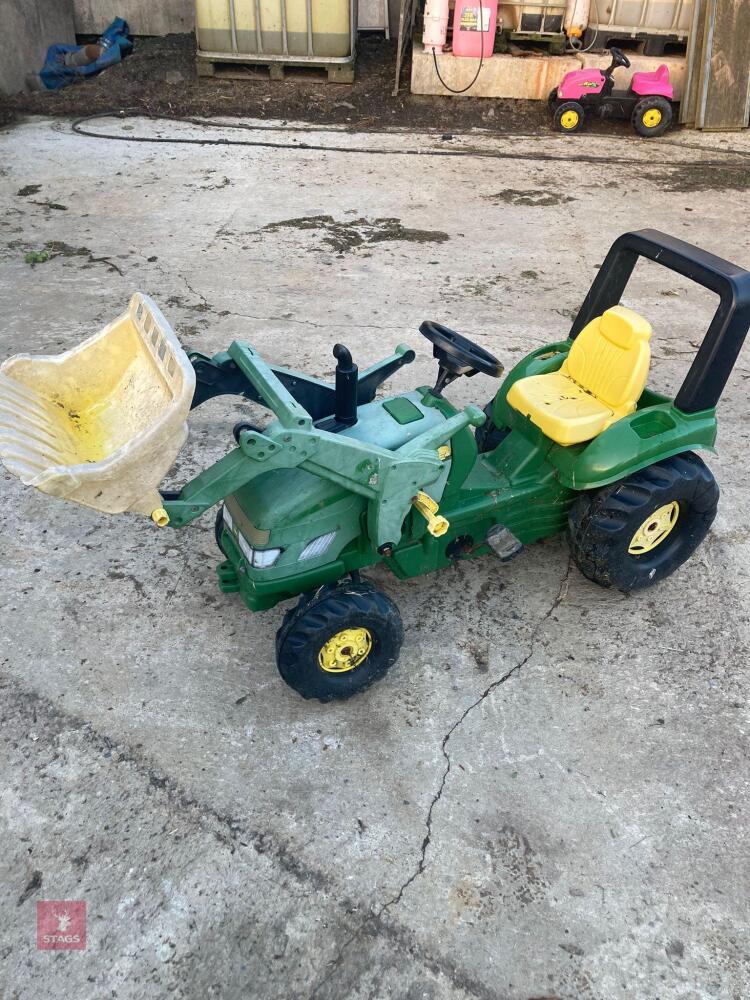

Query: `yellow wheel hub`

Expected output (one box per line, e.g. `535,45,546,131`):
628,501,680,555
318,627,372,673
642,108,662,128
560,109,580,130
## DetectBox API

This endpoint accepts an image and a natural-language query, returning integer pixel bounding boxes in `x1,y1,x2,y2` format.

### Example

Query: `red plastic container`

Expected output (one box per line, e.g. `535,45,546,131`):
452,0,497,58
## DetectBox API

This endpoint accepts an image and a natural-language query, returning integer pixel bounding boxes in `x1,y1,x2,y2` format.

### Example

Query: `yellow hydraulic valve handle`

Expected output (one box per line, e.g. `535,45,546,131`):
412,491,449,538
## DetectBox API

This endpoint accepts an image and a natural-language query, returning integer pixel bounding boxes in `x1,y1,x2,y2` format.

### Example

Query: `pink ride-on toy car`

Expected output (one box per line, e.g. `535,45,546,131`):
549,47,674,137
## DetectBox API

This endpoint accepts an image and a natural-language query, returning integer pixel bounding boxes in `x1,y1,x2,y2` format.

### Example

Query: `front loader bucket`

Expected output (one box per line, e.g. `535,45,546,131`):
0,293,195,524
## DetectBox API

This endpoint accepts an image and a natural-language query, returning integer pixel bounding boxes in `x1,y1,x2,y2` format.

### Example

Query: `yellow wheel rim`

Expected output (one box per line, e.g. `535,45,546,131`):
560,109,580,130
642,108,662,128
318,627,373,673
628,501,680,555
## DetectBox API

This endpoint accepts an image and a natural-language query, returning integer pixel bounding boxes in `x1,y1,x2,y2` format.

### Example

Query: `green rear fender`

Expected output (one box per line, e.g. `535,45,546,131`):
548,401,718,490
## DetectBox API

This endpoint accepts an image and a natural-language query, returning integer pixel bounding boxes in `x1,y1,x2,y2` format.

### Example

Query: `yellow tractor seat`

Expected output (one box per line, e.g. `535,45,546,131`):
506,305,652,446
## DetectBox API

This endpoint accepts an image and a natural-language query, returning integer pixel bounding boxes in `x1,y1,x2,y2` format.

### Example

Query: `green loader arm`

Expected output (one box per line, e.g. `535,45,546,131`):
162,341,485,550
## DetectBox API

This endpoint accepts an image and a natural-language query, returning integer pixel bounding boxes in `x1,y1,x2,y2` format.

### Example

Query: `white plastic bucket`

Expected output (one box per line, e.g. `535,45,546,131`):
0,293,195,524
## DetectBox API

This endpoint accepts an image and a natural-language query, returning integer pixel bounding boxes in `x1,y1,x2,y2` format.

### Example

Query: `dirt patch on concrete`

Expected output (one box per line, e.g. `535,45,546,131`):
20,240,124,275
486,188,576,207
645,162,750,193
257,215,450,254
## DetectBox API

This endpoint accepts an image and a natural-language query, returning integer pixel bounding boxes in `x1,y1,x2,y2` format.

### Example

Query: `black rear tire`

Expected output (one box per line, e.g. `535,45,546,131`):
276,581,403,702
474,401,511,454
567,452,719,592
632,96,673,138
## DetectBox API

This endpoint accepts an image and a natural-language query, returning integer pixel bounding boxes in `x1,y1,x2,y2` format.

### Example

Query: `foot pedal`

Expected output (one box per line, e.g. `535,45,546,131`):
486,525,523,562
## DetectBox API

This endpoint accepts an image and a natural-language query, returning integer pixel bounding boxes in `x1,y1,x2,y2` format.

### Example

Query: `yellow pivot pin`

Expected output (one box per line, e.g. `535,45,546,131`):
412,491,449,537
151,507,170,527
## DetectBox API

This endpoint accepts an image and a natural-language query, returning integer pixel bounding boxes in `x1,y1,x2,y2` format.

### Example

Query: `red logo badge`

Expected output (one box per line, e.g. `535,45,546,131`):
37,900,86,950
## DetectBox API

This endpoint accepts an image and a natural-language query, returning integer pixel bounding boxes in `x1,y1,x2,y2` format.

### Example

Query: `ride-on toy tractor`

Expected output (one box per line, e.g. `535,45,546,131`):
2,231,749,702
550,47,675,137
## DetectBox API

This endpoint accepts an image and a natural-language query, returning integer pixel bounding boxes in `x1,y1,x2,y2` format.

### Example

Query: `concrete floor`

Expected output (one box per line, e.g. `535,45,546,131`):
1,116,749,1000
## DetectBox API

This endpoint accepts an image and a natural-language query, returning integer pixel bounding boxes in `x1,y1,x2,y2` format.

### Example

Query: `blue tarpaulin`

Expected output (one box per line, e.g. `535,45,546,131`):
40,18,132,91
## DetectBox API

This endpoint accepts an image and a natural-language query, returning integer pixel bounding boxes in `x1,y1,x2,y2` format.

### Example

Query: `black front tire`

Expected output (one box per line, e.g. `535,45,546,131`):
554,101,585,134
474,401,511,454
567,452,719,592
632,96,673,137
275,581,404,702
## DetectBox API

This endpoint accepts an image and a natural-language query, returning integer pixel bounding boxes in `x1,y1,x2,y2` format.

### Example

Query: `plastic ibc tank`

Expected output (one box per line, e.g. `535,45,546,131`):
195,0,353,58
589,0,693,35
500,2,566,34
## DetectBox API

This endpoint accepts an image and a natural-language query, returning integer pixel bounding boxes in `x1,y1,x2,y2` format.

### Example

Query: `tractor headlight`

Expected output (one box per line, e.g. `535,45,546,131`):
222,504,233,531
299,531,337,561
237,532,282,569
252,547,282,569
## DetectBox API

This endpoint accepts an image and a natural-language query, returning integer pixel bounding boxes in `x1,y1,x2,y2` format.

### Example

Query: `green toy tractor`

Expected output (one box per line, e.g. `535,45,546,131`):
2,230,749,701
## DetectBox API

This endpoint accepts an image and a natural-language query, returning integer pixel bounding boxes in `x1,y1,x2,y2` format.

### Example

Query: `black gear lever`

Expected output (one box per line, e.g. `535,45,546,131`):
333,343,358,427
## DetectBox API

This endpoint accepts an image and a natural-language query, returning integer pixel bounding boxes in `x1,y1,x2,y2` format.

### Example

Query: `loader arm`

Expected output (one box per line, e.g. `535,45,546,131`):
162,341,484,549
188,342,415,418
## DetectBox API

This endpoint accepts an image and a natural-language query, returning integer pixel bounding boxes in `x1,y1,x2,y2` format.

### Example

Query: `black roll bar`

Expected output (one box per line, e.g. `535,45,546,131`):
570,229,750,413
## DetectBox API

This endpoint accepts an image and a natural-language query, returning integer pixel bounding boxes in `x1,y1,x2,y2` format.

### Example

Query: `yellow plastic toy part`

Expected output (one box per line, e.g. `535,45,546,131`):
412,490,450,537
506,305,652,447
0,293,195,521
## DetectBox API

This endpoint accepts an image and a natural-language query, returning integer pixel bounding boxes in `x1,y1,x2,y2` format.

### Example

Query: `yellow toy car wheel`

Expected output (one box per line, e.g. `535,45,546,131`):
568,453,718,592
276,580,403,701
632,96,673,138
554,101,585,134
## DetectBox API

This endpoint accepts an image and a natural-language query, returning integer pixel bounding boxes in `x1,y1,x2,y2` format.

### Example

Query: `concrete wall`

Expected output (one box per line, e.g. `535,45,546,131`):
72,0,193,35
73,0,400,37
411,43,687,100
0,0,76,95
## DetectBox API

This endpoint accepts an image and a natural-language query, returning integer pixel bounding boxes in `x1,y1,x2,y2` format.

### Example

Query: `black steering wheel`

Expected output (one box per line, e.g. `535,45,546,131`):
419,321,503,380
609,46,631,69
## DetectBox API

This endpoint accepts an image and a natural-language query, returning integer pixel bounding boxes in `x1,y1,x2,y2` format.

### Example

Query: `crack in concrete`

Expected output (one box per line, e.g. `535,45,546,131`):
309,558,572,999
173,290,409,334
179,272,211,310
0,673,501,1000
220,310,410,334
389,558,572,906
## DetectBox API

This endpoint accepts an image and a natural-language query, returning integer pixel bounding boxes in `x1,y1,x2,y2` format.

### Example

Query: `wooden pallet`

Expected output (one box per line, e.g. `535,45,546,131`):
582,30,688,57
196,56,355,84
497,31,567,56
